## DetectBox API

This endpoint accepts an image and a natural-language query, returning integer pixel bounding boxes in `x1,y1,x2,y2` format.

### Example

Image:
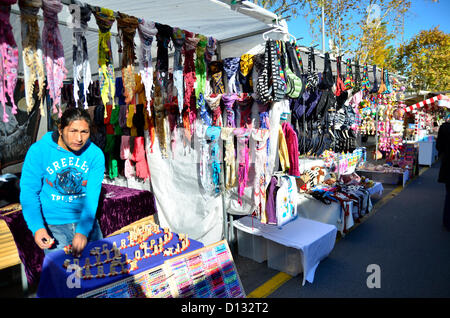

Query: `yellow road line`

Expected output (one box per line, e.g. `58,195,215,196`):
246,272,292,298
246,165,431,298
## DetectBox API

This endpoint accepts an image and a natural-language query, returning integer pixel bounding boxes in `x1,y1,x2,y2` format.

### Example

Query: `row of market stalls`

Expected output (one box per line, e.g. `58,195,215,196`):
0,0,449,297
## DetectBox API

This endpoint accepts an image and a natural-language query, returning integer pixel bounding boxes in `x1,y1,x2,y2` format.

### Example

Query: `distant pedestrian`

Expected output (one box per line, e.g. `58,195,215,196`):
436,117,450,231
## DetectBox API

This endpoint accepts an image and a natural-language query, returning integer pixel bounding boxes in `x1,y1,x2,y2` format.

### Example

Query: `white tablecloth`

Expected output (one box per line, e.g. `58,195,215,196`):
366,182,384,198
233,216,337,285
296,193,354,235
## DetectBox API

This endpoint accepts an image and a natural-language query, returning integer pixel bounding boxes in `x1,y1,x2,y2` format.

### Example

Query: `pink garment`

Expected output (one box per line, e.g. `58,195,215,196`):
234,128,250,206
130,136,150,181
120,135,134,178
282,122,300,177
0,3,18,122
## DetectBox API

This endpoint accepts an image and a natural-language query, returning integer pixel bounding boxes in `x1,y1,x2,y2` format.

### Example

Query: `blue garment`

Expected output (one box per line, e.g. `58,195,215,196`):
20,131,105,237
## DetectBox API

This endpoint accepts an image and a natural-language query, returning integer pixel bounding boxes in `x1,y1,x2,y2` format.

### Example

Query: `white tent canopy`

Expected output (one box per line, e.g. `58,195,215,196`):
10,0,282,78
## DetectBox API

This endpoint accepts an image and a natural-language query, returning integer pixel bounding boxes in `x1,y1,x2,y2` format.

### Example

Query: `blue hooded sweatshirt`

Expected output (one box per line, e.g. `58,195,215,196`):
20,131,105,237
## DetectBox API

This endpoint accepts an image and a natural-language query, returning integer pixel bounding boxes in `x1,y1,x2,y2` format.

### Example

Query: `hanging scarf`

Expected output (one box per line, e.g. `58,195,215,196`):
195,34,207,104
205,36,217,64
221,127,236,189
137,19,157,115
343,58,354,91
239,54,254,93
0,1,18,122
116,12,138,105
153,84,168,158
155,23,172,94
130,136,150,181
361,63,371,94
71,0,91,110
223,57,241,94
93,7,115,116
120,135,134,178
206,126,222,194
234,127,250,206
19,0,45,116
42,0,67,118
209,61,224,94
171,27,185,120
183,30,199,136
204,94,222,126
198,93,211,126
237,95,253,128
252,128,270,222
222,93,238,127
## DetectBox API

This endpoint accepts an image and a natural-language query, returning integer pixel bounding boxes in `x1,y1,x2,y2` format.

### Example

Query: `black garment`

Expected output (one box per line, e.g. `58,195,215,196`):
444,183,450,231
436,122,450,184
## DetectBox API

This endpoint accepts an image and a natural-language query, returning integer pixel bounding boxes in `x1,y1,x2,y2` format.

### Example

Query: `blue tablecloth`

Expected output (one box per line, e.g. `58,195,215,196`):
37,227,203,298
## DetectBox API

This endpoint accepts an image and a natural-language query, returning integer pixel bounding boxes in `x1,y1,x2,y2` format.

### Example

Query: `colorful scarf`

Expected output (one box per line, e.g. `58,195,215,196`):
116,12,138,105
206,126,222,194
222,93,239,127
195,34,207,104
0,1,18,122
93,7,115,116
71,0,91,110
239,54,254,93
205,36,217,64
209,61,224,94
204,93,222,126
137,19,157,115
343,58,354,91
19,0,45,116
42,0,67,118
361,63,371,94
252,128,270,222
198,93,211,126
221,127,236,189
223,57,241,94
237,95,253,128
183,31,199,137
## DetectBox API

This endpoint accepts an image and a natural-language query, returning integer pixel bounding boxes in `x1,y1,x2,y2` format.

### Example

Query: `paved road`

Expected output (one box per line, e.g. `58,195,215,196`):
233,162,450,298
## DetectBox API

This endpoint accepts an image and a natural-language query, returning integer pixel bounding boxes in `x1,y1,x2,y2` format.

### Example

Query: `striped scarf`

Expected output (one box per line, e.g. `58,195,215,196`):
137,19,157,115
0,1,18,122
42,0,67,118
117,12,138,105
19,0,46,116
93,7,116,116
71,0,92,110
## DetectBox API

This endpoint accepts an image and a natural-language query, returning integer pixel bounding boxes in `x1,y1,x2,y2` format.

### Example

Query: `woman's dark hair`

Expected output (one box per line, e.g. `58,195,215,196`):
58,107,92,130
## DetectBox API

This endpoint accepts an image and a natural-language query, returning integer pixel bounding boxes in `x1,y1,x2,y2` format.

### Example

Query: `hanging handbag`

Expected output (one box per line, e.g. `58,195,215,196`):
282,42,303,98
305,46,319,91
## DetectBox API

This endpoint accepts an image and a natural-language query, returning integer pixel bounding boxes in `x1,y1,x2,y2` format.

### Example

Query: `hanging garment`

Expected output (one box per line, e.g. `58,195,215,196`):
353,61,362,93
282,122,300,177
222,93,238,128
204,93,222,126
197,123,213,193
334,56,346,97
171,27,185,120
153,88,168,158
361,63,371,93
370,65,379,94
223,57,241,94
195,34,207,103
93,7,116,115
104,134,118,179
265,176,279,225
116,12,139,105
155,23,172,96
278,124,290,173
205,126,222,194
130,136,150,181
209,61,225,94
343,58,354,90
305,46,319,91
237,95,253,128
239,54,254,93
19,0,46,116
252,128,270,223
120,135,134,178
234,128,250,206
137,19,157,115
42,0,67,118
71,0,91,110
221,127,236,190
198,93,212,126
0,1,18,122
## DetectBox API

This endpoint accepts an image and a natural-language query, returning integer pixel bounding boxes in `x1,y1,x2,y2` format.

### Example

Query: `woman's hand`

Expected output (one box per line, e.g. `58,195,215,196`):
71,233,88,257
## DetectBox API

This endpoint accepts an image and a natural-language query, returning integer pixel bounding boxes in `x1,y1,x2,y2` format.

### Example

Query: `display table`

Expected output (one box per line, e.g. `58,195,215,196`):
356,169,409,187
296,194,354,235
37,225,204,298
97,183,158,237
233,216,337,285
0,184,158,287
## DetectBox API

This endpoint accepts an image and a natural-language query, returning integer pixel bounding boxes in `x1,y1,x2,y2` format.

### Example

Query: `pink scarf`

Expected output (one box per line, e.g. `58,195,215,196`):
0,1,18,122
42,0,67,117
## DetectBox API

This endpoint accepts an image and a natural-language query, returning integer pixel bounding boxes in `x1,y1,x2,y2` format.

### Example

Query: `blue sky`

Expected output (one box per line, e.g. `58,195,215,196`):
286,0,450,51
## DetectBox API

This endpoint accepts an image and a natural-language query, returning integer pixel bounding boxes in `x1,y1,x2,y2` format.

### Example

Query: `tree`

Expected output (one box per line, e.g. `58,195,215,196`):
394,27,450,91
256,0,410,59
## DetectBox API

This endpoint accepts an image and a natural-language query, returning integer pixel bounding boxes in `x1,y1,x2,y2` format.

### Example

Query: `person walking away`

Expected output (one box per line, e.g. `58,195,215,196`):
436,116,450,231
